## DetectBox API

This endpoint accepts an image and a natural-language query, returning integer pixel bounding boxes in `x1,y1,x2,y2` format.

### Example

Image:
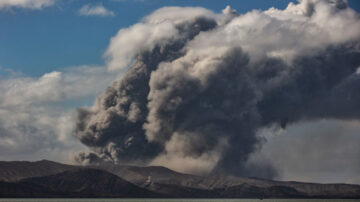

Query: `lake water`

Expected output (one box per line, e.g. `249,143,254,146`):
0,199,359,202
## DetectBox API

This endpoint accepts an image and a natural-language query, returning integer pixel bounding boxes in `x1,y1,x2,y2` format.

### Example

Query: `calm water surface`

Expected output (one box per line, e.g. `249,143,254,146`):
0,199,359,202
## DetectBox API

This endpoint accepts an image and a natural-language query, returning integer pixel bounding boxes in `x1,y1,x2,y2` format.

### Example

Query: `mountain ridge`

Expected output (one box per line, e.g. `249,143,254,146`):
0,160,359,198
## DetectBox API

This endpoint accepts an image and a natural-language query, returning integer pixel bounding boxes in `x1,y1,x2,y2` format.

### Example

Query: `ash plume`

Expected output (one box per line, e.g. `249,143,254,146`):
75,0,360,178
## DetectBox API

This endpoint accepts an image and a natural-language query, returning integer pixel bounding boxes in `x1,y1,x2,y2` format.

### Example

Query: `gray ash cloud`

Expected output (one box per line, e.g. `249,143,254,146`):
74,0,360,178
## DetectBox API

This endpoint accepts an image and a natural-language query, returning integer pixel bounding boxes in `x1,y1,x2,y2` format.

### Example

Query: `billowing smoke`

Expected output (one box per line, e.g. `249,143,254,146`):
74,0,360,178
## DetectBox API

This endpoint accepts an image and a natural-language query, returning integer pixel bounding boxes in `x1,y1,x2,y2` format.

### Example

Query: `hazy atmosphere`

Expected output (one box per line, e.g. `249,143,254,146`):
1,0,360,185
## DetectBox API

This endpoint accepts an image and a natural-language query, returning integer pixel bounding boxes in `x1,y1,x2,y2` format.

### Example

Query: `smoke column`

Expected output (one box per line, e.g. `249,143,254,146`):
75,0,360,178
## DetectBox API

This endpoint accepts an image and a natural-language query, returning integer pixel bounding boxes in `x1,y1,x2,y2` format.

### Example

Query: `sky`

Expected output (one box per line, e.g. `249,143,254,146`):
1,0,359,75
0,0,302,77
1,0,360,184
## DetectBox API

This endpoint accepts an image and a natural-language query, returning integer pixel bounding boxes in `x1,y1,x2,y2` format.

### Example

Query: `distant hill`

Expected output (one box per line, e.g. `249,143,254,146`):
0,160,359,198
0,160,77,182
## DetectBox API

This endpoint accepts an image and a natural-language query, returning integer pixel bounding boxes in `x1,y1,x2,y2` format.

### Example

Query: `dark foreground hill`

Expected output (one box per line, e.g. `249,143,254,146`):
0,168,162,198
0,160,359,198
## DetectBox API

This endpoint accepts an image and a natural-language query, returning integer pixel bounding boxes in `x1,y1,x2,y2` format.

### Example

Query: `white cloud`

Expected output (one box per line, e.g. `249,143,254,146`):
104,7,219,71
144,6,217,25
184,0,360,66
104,22,178,71
0,65,117,163
78,4,115,17
0,0,55,10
